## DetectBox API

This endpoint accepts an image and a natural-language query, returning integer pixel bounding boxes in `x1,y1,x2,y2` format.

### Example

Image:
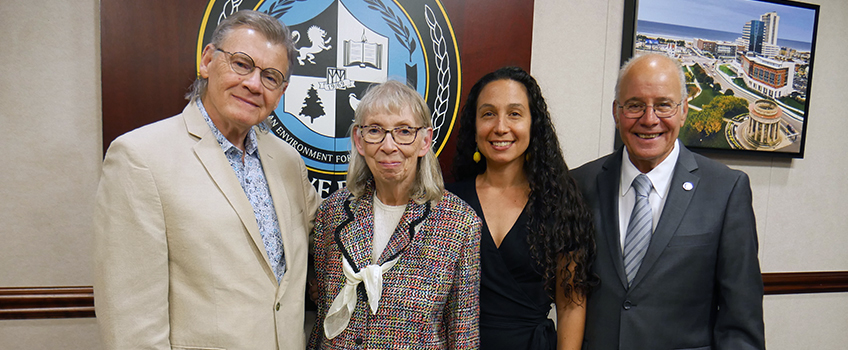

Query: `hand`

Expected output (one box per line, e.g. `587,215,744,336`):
308,277,319,302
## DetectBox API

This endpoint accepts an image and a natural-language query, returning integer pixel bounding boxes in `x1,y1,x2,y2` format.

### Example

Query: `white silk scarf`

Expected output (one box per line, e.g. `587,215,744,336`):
324,256,399,339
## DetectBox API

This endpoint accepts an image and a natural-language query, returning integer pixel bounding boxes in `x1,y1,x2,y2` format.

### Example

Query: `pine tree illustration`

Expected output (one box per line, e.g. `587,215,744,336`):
300,85,326,123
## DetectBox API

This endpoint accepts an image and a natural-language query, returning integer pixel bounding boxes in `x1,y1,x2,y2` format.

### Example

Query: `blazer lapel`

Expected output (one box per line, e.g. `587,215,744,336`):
184,103,276,282
257,131,293,289
598,149,629,289
630,146,699,288
340,193,377,271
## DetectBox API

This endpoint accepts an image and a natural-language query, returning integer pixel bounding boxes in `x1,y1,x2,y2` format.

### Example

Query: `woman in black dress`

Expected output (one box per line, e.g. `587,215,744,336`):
447,67,597,350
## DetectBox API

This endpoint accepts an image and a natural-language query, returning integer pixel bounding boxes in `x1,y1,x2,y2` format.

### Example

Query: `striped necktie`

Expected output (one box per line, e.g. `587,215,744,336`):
624,174,652,286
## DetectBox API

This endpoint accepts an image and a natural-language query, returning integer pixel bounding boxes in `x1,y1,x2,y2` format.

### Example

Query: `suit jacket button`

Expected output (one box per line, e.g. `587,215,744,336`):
355,337,364,345
623,300,632,310
275,302,281,311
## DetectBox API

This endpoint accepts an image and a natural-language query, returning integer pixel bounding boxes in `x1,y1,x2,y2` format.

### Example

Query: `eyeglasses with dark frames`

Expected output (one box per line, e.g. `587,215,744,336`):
357,125,426,145
617,100,683,119
215,48,287,90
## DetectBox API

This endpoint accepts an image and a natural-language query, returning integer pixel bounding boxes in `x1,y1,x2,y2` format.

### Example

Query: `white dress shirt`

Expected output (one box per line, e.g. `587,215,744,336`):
618,140,681,251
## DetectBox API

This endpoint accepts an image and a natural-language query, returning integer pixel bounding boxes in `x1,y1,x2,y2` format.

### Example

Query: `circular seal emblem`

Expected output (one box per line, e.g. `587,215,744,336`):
197,0,462,197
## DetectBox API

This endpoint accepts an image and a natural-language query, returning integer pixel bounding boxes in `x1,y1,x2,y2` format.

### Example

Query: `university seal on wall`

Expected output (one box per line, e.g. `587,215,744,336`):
197,0,462,197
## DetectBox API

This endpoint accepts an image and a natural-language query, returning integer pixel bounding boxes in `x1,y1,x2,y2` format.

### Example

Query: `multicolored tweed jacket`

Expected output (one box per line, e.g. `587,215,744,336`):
308,184,481,349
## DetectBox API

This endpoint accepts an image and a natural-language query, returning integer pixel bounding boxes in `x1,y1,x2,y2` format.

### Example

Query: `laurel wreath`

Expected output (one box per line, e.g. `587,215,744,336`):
264,0,308,19
364,0,417,61
424,4,450,146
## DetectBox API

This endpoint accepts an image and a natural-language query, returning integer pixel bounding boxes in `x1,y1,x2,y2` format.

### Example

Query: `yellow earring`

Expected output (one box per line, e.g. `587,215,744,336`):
473,150,482,163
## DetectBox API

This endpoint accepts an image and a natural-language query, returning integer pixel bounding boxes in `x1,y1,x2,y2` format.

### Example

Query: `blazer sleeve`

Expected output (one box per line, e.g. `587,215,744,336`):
714,172,766,350
298,154,320,232
306,200,331,349
93,138,171,350
445,213,481,350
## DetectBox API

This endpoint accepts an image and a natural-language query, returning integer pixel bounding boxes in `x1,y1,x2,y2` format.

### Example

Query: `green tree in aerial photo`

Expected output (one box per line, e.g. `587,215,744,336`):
681,95,748,148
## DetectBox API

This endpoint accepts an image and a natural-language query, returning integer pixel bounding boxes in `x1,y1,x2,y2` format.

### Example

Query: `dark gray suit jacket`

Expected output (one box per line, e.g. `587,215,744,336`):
571,145,765,350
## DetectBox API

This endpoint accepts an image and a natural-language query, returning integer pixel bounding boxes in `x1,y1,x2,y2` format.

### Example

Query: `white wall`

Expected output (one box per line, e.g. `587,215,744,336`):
531,0,848,349
0,0,102,349
1,0,846,349
0,0,101,286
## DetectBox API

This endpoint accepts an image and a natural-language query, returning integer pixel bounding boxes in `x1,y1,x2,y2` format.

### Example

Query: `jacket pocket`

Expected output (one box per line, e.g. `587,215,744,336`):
667,232,715,247
172,346,226,350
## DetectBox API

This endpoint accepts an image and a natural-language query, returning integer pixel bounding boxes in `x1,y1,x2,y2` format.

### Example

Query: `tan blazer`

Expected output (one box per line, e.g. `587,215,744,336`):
94,102,320,350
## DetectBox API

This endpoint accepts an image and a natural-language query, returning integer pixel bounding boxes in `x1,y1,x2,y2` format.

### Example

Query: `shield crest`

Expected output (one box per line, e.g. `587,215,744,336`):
281,1,389,141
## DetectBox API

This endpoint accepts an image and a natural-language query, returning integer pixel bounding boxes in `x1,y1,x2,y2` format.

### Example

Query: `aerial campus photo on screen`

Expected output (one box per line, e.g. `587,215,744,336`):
634,0,817,154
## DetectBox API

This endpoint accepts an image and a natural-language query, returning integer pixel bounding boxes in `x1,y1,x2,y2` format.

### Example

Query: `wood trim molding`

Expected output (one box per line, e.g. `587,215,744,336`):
1,272,846,320
0,286,94,320
762,271,848,295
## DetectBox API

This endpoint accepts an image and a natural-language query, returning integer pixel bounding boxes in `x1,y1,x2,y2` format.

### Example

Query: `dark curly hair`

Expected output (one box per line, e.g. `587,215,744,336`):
452,66,598,302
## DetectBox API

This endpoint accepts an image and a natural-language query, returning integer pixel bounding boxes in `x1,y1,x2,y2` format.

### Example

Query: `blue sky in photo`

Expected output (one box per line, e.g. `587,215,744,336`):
637,0,817,42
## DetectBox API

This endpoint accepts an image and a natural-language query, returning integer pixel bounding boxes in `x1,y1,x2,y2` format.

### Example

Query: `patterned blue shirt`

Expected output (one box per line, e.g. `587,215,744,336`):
197,100,285,283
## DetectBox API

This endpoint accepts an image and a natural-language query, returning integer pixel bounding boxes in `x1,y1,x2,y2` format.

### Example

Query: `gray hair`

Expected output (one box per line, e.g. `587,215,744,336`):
346,80,444,204
614,53,687,103
185,10,297,101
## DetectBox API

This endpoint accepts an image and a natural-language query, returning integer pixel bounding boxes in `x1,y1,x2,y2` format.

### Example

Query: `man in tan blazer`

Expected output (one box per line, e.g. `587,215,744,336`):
94,11,320,349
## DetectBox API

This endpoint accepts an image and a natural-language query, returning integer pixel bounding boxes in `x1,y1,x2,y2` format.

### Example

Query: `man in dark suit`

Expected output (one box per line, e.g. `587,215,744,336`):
572,53,765,350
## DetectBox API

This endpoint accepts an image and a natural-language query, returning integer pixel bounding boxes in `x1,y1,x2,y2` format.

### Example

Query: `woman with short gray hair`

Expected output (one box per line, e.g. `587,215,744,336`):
309,80,481,349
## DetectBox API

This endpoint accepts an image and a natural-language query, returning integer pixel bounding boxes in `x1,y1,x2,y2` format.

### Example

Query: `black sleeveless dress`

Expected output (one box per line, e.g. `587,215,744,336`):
447,180,556,350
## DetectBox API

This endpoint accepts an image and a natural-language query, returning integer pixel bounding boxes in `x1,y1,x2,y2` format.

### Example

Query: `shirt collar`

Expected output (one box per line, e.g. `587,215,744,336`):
620,140,680,198
196,99,259,155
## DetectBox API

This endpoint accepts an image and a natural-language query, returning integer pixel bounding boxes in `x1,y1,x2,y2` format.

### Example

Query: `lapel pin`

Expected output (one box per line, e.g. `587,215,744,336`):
682,182,694,191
